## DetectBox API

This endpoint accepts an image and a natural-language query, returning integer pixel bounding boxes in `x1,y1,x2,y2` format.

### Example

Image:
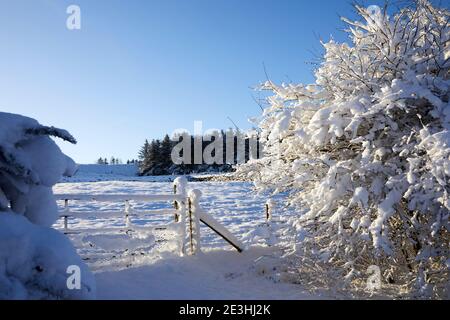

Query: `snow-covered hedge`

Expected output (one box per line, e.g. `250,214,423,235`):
0,112,95,299
240,1,449,298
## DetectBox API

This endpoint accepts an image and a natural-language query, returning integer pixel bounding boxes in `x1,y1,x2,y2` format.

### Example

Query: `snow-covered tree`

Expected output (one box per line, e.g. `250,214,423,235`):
160,134,174,171
138,139,151,174
240,0,449,298
0,112,95,299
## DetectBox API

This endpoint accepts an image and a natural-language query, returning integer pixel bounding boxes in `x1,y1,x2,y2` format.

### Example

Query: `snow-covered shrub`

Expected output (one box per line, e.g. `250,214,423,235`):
0,112,77,226
240,0,449,298
0,112,95,299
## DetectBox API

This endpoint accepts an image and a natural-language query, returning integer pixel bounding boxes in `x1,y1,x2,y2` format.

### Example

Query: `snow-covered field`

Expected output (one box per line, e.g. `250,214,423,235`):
53,175,317,299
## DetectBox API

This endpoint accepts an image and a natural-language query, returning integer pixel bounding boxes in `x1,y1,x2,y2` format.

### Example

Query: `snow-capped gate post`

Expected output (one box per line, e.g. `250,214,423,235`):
187,189,202,255
173,177,187,223
174,177,189,255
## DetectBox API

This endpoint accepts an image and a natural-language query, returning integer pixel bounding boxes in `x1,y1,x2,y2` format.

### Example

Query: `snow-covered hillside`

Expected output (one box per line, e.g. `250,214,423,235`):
62,164,139,182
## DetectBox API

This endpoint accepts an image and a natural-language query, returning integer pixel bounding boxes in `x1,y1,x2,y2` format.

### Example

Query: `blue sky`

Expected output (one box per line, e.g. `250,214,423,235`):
0,0,447,163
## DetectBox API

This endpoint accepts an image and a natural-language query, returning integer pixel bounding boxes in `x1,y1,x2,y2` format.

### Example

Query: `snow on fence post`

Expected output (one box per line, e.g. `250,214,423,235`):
178,197,188,256
174,177,188,255
173,184,178,222
265,199,274,221
187,189,202,255
63,199,70,233
173,177,187,223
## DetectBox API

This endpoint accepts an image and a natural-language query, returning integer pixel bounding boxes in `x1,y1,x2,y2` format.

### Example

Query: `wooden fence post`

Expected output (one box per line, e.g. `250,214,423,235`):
63,199,69,233
174,177,189,255
265,199,274,221
173,177,187,223
187,189,202,255
125,200,132,229
173,183,179,222
188,197,194,255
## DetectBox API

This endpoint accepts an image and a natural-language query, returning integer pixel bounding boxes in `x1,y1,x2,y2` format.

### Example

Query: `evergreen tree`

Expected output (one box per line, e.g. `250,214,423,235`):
138,140,150,161
0,112,95,299
160,134,174,173
138,140,151,175
152,139,163,174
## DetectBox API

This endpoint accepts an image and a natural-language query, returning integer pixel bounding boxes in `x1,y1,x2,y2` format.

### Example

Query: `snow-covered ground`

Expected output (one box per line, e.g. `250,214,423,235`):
53,176,318,299
95,248,314,300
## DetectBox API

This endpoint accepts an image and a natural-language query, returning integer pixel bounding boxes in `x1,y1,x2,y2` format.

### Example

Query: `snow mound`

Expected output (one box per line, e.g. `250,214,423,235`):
0,212,95,299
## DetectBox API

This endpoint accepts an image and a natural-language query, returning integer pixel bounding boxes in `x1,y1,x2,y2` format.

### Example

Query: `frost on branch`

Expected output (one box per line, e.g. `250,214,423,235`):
0,112,95,299
240,0,449,298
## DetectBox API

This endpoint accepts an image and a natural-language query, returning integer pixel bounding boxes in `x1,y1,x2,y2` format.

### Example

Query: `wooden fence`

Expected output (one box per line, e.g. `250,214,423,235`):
54,177,244,255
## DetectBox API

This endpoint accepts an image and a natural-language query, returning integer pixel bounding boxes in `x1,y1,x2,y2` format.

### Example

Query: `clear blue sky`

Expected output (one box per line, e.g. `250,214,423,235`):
0,0,446,163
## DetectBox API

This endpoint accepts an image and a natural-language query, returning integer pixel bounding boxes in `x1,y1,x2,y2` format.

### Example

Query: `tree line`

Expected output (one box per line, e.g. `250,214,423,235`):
96,157,138,165
138,130,261,176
